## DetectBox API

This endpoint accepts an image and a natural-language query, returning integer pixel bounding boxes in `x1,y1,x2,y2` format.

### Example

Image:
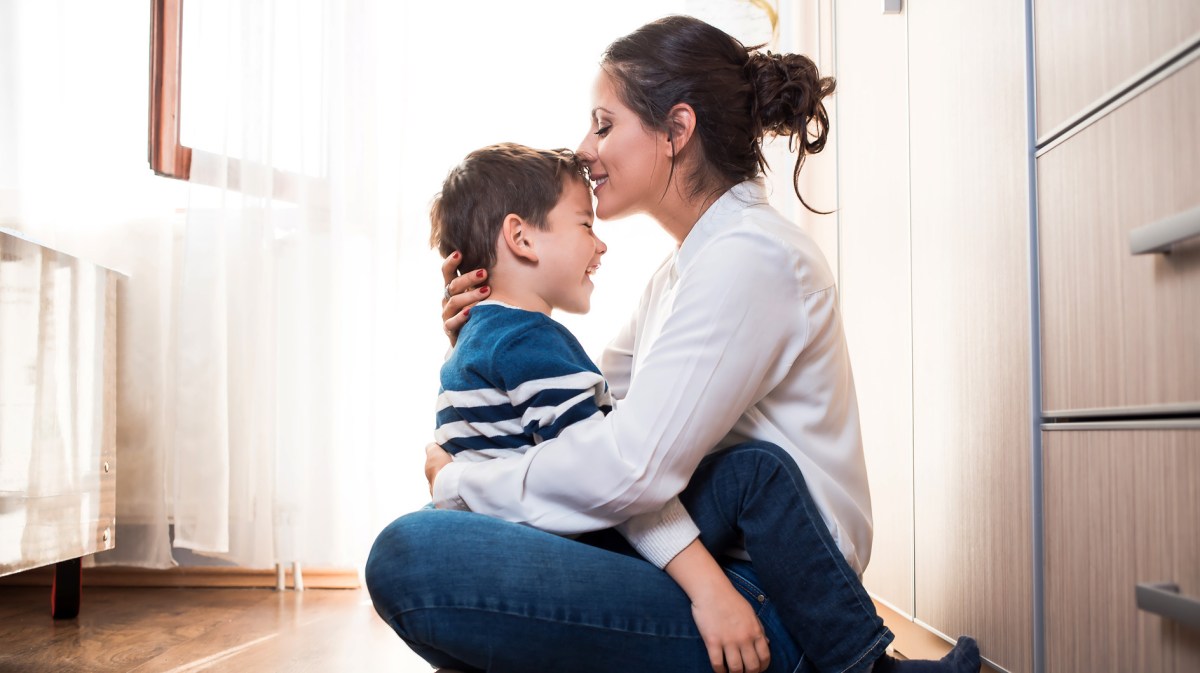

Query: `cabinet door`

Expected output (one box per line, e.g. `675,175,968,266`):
1044,428,1200,672
908,1,1033,670
833,0,914,616
1033,0,1200,135
1038,59,1200,414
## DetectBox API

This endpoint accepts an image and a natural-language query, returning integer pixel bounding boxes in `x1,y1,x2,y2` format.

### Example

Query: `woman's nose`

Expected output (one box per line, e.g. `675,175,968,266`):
576,131,596,162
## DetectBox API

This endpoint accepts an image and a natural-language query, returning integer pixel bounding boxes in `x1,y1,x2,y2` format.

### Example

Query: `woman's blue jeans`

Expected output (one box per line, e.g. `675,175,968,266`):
365,441,892,673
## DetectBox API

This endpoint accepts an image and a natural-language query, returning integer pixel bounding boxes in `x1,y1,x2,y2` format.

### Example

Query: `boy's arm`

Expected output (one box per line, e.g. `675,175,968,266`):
613,497,698,567
663,538,772,673
617,505,770,673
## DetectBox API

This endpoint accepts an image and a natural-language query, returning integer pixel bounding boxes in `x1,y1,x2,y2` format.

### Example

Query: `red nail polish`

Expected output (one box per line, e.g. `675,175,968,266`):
452,251,460,260
476,269,485,278
463,308,471,317
480,286,490,294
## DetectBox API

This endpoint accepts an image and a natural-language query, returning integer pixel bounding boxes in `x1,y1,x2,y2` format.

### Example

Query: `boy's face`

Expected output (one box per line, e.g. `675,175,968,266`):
534,178,606,314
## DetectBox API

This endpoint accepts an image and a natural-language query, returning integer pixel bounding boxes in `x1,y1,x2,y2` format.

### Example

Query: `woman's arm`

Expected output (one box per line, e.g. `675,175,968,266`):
433,230,805,535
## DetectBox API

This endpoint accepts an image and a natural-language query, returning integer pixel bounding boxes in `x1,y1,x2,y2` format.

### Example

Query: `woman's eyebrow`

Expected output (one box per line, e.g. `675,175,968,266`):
591,106,613,120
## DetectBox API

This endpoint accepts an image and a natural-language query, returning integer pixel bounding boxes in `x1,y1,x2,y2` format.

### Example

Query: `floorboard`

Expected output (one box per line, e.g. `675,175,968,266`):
0,586,432,672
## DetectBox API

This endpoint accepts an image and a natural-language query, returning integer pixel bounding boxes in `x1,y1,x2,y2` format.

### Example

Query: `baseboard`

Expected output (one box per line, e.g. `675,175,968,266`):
0,565,361,590
873,599,1004,672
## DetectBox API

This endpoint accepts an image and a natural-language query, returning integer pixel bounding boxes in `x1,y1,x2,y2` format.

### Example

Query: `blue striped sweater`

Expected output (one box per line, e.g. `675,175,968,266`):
435,302,613,460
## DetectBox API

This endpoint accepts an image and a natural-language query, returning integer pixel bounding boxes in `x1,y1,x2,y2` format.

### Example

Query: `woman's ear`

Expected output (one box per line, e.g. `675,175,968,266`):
501,214,539,263
663,103,697,158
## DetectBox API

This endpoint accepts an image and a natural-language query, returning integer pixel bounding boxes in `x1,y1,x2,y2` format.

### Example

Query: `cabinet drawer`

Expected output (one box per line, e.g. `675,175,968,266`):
1038,59,1200,414
1034,0,1200,134
1044,428,1200,673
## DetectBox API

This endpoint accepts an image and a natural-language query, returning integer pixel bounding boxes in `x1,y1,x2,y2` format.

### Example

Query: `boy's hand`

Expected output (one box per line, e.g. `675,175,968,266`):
424,443,453,497
691,584,771,673
664,540,771,673
440,252,488,347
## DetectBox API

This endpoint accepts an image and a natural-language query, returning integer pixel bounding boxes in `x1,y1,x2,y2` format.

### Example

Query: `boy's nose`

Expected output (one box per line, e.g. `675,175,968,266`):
595,236,608,255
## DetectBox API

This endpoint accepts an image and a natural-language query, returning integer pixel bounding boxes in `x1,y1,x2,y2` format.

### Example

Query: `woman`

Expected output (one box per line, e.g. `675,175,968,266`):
367,16,978,673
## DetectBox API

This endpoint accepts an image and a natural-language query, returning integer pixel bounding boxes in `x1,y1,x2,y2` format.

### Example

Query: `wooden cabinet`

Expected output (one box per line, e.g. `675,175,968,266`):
834,0,914,618
835,1,1032,670
1033,0,1200,135
1038,57,1200,414
836,2,1198,671
907,2,1033,669
1043,428,1200,672
1034,3,1200,670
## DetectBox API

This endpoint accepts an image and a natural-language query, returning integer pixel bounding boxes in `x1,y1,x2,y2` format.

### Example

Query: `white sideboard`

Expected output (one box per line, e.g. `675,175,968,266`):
0,229,118,616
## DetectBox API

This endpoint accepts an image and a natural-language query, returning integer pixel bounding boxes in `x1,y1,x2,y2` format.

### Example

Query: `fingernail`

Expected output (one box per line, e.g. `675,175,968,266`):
480,286,490,294
452,251,460,260
463,308,471,317
475,269,485,278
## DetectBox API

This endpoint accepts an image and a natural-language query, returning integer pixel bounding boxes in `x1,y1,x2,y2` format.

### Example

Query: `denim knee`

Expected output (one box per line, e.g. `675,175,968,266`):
365,510,436,621
710,440,798,475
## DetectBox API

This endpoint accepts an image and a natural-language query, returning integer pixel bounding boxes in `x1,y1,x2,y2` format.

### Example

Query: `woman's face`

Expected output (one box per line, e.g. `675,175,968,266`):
576,71,670,221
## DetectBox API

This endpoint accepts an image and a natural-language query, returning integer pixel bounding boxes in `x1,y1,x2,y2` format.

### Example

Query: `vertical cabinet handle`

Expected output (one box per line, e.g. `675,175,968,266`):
1136,582,1200,629
1129,204,1200,254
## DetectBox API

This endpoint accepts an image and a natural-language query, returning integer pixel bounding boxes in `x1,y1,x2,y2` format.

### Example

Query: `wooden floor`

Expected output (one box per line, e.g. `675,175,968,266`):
0,585,998,672
0,585,433,672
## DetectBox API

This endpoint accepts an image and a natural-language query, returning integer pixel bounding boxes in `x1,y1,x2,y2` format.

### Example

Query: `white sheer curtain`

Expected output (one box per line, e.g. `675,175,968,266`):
3,0,404,570
158,0,399,567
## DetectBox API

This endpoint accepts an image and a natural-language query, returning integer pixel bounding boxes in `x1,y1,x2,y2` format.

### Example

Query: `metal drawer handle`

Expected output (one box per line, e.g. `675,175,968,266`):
1129,204,1200,255
1136,582,1200,629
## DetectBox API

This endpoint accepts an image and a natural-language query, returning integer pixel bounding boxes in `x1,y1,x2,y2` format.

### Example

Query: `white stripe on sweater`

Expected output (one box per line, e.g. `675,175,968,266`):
523,391,605,429
436,386,511,412
508,371,605,406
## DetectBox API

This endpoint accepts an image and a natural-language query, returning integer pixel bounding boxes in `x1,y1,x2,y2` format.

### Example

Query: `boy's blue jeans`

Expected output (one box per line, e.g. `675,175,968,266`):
365,441,893,673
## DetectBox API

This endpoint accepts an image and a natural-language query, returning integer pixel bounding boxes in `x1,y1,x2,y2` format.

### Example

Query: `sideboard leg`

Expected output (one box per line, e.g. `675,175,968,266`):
51,557,82,619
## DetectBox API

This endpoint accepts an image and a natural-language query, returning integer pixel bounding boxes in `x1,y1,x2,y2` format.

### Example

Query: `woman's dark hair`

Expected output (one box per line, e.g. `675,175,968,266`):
430,143,589,273
601,15,835,213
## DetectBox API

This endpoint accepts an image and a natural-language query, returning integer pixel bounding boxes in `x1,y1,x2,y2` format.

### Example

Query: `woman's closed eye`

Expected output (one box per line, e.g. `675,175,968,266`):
594,125,611,137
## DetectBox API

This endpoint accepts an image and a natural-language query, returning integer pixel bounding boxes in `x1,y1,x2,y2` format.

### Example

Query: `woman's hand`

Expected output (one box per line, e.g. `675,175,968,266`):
441,252,489,347
690,585,771,673
425,442,454,497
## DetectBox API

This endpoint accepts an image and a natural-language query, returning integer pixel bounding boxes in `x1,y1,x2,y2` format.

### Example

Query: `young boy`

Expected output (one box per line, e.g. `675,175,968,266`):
429,143,769,672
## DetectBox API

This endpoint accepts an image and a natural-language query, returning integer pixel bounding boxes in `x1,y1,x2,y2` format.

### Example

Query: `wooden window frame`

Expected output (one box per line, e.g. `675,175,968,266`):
147,0,327,209
149,0,191,180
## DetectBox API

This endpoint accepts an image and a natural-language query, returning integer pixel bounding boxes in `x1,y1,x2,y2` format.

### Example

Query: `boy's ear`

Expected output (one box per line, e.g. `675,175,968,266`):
663,103,697,157
501,214,539,263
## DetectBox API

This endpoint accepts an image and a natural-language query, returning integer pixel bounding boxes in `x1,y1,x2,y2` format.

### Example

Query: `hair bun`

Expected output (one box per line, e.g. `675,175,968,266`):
745,50,835,153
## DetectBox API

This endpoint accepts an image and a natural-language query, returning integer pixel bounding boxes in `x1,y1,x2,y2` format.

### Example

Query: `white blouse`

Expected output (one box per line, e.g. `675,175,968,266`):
434,179,874,575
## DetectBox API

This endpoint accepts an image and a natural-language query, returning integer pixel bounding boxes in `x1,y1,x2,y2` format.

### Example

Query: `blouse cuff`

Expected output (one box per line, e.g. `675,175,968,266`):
431,461,470,511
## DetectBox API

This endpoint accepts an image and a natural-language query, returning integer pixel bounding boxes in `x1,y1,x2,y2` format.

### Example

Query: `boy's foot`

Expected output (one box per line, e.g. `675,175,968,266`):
872,636,981,673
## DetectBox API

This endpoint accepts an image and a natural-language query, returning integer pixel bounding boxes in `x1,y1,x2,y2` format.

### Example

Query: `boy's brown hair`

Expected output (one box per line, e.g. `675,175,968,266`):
430,143,590,273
